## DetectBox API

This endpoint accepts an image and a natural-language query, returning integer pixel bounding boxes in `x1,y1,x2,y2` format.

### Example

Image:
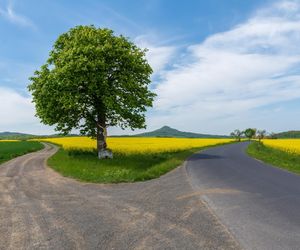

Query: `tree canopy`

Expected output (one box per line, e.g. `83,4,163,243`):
244,128,256,140
230,129,243,141
28,25,156,157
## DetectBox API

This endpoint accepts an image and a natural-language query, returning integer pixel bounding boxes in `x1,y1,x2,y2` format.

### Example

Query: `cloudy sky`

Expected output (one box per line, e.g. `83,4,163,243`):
1,0,300,135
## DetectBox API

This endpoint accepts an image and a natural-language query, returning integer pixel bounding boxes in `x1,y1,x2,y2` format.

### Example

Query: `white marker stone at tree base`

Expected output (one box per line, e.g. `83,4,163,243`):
98,149,113,159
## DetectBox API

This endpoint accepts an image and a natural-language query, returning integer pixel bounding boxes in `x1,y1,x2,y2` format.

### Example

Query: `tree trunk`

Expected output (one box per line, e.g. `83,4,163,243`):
97,122,113,159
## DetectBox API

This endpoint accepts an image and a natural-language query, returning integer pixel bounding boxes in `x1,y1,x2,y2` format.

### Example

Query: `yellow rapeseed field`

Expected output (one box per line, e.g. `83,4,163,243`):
263,139,300,155
38,137,233,153
0,140,19,142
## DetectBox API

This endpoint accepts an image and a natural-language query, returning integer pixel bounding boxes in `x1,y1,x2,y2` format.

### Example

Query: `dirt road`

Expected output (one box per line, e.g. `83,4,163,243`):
0,143,239,250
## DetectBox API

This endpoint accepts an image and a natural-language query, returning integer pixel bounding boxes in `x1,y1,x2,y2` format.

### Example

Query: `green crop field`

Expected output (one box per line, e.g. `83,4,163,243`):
0,141,44,164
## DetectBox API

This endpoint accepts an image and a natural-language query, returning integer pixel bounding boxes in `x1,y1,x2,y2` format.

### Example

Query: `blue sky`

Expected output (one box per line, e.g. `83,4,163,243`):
1,0,300,135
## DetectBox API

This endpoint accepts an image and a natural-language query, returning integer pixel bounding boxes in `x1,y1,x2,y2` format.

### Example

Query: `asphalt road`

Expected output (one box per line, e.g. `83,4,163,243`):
0,143,240,250
186,142,300,250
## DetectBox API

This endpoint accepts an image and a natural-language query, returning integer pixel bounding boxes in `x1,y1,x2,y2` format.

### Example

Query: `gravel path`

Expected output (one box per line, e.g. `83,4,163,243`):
0,143,240,250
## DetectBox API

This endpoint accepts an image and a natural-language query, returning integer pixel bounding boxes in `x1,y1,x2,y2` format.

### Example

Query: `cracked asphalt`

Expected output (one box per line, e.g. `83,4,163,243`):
0,143,240,250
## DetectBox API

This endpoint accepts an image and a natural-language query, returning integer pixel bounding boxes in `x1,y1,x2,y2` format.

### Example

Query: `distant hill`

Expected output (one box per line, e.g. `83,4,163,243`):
0,132,79,140
1,126,228,139
0,132,35,140
126,126,229,138
274,131,300,138
0,132,30,137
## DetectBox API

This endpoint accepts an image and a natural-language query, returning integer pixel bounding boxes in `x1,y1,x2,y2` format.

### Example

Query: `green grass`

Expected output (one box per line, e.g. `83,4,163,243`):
49,141,236,183
0,141,44,164
48,148,199,183
48,140,236,183
247,142,300,174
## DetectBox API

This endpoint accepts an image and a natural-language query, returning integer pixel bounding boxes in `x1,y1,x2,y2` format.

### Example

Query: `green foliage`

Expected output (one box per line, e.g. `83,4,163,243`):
230,129,243,141
247,142,300,174
244,128,256,140
274,130,300,138
0,141,44,164
28,25,155,139
256,129,266,141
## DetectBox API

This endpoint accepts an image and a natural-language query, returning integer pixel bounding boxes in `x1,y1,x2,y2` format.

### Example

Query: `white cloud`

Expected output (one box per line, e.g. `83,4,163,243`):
0,88,33,125
273,0,300,12
151,0,300,133
135,35,176,74
2,0,300,135
0,0,35,28
0,87,53,134
146,45,176,73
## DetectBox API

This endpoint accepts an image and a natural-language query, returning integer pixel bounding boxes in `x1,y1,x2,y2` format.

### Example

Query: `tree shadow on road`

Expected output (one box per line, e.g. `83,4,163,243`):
189,153,224,161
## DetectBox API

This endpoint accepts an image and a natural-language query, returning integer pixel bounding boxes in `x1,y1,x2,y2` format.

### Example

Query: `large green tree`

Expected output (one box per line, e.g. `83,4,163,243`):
244,128,256,141
28,25,155,158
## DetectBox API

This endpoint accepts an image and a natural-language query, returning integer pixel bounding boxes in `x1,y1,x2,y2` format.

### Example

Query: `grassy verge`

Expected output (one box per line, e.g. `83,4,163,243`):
247,142,300,174
48,148,199,183
0,141,44,164
48,142,234,183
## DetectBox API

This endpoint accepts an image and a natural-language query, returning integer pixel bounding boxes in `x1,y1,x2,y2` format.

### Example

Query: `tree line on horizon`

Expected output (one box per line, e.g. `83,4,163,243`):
230,128,278,142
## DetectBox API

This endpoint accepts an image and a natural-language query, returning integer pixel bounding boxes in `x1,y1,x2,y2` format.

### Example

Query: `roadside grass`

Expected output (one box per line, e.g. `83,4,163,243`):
48,142,234,183
48,148,199,183
247,141,300,175
0,141,44,164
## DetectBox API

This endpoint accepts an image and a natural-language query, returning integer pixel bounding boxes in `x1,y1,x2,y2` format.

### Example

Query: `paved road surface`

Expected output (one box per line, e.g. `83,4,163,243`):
0,143,239,250
186,142,300,250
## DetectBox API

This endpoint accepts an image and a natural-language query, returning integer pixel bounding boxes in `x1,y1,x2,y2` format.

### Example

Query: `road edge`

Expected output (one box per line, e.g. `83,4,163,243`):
183,147,242,249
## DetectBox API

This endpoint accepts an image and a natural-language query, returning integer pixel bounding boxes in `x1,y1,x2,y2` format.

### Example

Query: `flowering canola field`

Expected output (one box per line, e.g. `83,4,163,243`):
39,137,233,153
263,139,300,155
0,140,19,142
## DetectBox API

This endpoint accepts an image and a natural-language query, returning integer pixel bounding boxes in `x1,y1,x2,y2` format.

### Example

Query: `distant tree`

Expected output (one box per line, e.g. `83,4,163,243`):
28,25,156,159
230,129,244,142
268,132,278,139
244,128,256,140
257,129,266,142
